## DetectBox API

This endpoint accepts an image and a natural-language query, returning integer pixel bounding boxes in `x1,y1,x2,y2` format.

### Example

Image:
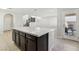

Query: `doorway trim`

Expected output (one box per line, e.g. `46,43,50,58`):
3,13,15,31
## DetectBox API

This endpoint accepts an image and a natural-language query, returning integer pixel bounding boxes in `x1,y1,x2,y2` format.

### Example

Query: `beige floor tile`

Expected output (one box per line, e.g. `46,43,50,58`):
53,38,79,51
0,31,20,51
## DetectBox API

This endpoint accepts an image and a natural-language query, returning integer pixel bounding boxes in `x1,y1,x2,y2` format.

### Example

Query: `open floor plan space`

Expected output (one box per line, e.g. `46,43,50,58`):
0,8,79,51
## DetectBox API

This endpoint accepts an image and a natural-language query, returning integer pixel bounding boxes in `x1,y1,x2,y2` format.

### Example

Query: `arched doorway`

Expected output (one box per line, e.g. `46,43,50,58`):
4,14,13,31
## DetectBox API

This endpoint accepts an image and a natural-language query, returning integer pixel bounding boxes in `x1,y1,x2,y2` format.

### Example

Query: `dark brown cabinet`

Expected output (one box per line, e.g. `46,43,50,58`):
15,31,20,47
20,35,26,51
37,34,48,51
25,33,36,51
12,29,48,51
12,30,16,42
26,38,36,51
19,32,26,51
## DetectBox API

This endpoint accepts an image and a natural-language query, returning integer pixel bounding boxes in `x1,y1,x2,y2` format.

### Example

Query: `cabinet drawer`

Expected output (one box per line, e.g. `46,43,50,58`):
26,34,36,40
15,30,19,34
20,32,25,36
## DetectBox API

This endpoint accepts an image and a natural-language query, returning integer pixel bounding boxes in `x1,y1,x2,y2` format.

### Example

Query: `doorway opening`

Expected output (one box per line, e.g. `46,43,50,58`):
4,14,13,31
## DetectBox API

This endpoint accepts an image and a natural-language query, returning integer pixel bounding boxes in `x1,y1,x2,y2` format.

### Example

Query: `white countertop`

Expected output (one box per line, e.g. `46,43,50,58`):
13,27,55,37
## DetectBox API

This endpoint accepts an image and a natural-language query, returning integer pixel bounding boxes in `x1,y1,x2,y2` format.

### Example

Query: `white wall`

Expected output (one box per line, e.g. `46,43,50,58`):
0,9,15,32
13,8,57,28
0,13,3,35
13,14,24,27
42,16,57,28
33,8,57,28
31,16,57,28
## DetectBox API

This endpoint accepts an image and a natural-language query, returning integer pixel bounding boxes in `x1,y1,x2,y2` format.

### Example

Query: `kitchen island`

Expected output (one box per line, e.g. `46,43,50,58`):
12,27,51,51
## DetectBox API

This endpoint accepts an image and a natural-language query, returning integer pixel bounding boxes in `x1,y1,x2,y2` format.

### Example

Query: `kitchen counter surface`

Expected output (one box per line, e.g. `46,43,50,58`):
13,27,54,37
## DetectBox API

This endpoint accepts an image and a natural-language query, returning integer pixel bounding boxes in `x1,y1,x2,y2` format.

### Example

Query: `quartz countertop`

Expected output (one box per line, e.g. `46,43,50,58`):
13,27,54,37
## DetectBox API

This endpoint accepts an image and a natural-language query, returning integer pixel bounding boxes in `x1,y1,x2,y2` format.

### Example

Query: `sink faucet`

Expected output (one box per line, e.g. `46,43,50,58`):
23,16,35,27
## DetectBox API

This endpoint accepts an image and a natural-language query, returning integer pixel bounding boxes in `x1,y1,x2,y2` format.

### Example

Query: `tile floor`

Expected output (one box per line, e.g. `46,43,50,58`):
0,31,20,51
53,38,79,51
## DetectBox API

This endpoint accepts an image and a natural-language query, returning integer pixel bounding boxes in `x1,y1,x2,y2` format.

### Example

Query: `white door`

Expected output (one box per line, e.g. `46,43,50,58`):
4,14,13,31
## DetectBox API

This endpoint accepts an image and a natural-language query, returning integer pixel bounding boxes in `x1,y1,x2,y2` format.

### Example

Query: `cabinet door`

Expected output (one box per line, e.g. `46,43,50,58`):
26,34,36,51
12,30,16,42
20,36,26,51
15,33,20,47
37,33,48,51
27,38,36,51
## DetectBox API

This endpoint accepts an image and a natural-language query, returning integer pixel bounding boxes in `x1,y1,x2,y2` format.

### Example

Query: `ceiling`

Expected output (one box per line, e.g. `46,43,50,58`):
1,8,79,17
62,8,79,11
5,8,57,17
